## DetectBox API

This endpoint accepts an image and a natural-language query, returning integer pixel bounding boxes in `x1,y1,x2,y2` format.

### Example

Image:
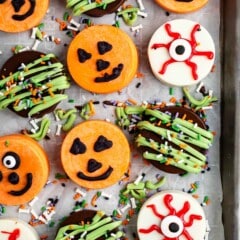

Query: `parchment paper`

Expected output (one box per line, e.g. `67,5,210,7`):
0,0,223,239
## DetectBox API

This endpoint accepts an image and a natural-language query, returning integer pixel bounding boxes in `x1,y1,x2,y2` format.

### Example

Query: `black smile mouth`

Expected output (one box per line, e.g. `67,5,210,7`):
8,173,33,196
77,166,113,181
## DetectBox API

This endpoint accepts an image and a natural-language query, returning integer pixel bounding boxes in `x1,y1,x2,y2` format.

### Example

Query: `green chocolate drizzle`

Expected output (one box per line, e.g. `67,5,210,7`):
55,211,123,240
0,54,70,117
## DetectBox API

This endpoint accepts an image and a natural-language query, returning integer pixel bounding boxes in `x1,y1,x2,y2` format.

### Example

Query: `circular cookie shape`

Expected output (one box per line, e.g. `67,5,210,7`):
61,120,130,189
0,134,49,205
137,190,207,240
0,0,49,33
67,25,138,94
148,19,215,87
154,0,208,14
0,51,69,118
55,210,124,240
135,106,213,174
0,218,40,239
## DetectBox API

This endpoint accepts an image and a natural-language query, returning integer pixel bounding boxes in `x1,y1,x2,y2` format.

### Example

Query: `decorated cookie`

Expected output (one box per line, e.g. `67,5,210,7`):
148,19,215,86
55,210,124,240
0,0,49,33
66,0,125,17
137,190,207,240
67,25,138,94
135,106,214,174
0,51,70,118
0,134,49,205
0,218,40,239
61,120,130,189
154,0,208,14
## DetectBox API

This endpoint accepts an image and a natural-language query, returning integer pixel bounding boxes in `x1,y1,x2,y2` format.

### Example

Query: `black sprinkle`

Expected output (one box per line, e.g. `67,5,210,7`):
77,48,92,63
93,101,100,104
70,138,87,155
97,41,112,55
94,135,113,152
96,59,110,71
136,82,141,88
165,11,170,16
61,183,66,187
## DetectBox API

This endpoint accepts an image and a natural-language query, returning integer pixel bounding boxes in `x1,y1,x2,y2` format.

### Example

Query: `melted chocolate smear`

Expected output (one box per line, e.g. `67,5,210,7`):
12,0,25,12
8,173,33,196
0,171,2,181
96,59,110,71
97,41,112,55
95,63,123,83
77,48,92,63
70,138,87,155
94,135,113,152
87,159,102,173
175,0,193,2
12,0,36,21
77,166,113,181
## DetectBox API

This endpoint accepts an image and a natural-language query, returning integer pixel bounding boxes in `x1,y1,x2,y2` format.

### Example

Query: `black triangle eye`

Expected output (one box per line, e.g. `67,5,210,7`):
94,135,113,152
70,138,87,155
77,48,92,63
12,0,25,12
0,0,7,4
97,41,112,55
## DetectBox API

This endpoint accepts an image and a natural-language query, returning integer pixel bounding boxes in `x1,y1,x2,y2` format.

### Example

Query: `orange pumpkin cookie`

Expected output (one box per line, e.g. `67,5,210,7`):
0,134,49,205
154,0,208,14
61,120,130,189
0,0,49,33
67,25,138,94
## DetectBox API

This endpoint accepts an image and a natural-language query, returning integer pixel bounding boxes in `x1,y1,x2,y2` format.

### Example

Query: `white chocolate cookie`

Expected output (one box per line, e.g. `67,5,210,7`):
137,190,207,240
0,218,40,239
148,19,215,86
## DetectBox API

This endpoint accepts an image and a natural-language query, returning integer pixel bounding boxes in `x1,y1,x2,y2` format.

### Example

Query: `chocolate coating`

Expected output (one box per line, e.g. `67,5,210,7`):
138,106,207,174
85,0,125,17
0,51,63,118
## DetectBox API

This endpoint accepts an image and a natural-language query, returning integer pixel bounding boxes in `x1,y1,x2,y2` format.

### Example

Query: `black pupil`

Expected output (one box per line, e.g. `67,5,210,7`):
176,45,185,55
6,160,11,165
169,222,179,233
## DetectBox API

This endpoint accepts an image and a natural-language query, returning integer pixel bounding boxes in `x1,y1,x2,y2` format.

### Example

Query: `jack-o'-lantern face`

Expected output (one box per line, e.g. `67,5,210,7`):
61,120,130,189
0,135,49,205
67,25,138,94
0,0,49,32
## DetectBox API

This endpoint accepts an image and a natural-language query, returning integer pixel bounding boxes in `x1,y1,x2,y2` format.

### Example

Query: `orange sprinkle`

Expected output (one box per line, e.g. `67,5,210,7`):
73,192,81,200
19,204,26,209
166,122,171,127
170,97,177,103
127,98,138,105
136,71,144,78
192,194,199,199
211,64,216,72
67,15,73,22
182,114,187,120
48,89,55,97
212,131,217,136
179,143,187,149
54,38,61,45
122,219,130,225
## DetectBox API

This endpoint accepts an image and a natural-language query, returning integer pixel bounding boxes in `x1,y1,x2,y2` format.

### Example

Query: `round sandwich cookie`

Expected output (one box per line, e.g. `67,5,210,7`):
154,0,208,14
0,51,70,118
0,134,49,205
66,0,125,17
67,25,138,94
135,106,214,174
137,190,207,240
61,120,130,189
0,0,49,33
0,218,40,240
148,19,215,87
55,210,124,240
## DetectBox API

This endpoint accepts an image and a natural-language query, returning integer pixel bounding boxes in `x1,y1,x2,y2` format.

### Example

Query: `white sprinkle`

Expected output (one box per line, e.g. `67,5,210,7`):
30,128,36,134
54,112,60,121
110,233,116,237
156,154,163,159
38,215,48,224
206,220,211,232
120,203,131,213
30,209,39,219
0,50,2,55
134,174,144,184
75,188,87,197
167,130,172,141
43,210,55,221
30,119,39,130
178,159,184,164
18,207,30,214
137,11,148,18
18,46,30,52
208,90,213,97
101,192,112,199
56,124,62,136
142,100,148,106
196,81,204,93
70,19,81,29
67,25,79,31
166,102,175,107
80,231,87,238
31,27,38,39
0,92,4,96
194,123,198,128
202,106,213,110
204,231,209,240
130,197,137,208
32,39,41,51
137,0,145,11
105,118,110,122
131,24,143,32
29,196,39,206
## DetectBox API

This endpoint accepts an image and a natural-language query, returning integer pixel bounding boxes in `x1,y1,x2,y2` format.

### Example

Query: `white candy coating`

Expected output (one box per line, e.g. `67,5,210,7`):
0,218,40,239
137,190,207,240
148,19,215,86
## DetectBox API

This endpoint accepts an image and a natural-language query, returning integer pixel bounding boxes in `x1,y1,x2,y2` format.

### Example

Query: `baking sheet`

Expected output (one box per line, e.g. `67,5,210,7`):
0,0,224,239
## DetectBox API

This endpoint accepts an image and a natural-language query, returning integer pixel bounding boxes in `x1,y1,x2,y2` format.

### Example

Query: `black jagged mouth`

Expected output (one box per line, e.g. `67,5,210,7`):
77,166,113,181
8,173,33,196
12,0,36,21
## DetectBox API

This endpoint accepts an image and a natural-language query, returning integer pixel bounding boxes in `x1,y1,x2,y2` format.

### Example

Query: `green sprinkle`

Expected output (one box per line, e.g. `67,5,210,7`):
49,221,55,227
37,23,45,30
169,87,174,95
4,140,10,147
63,12,70,21
68,99,75,103
55,172,68,179
41,206,47,212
